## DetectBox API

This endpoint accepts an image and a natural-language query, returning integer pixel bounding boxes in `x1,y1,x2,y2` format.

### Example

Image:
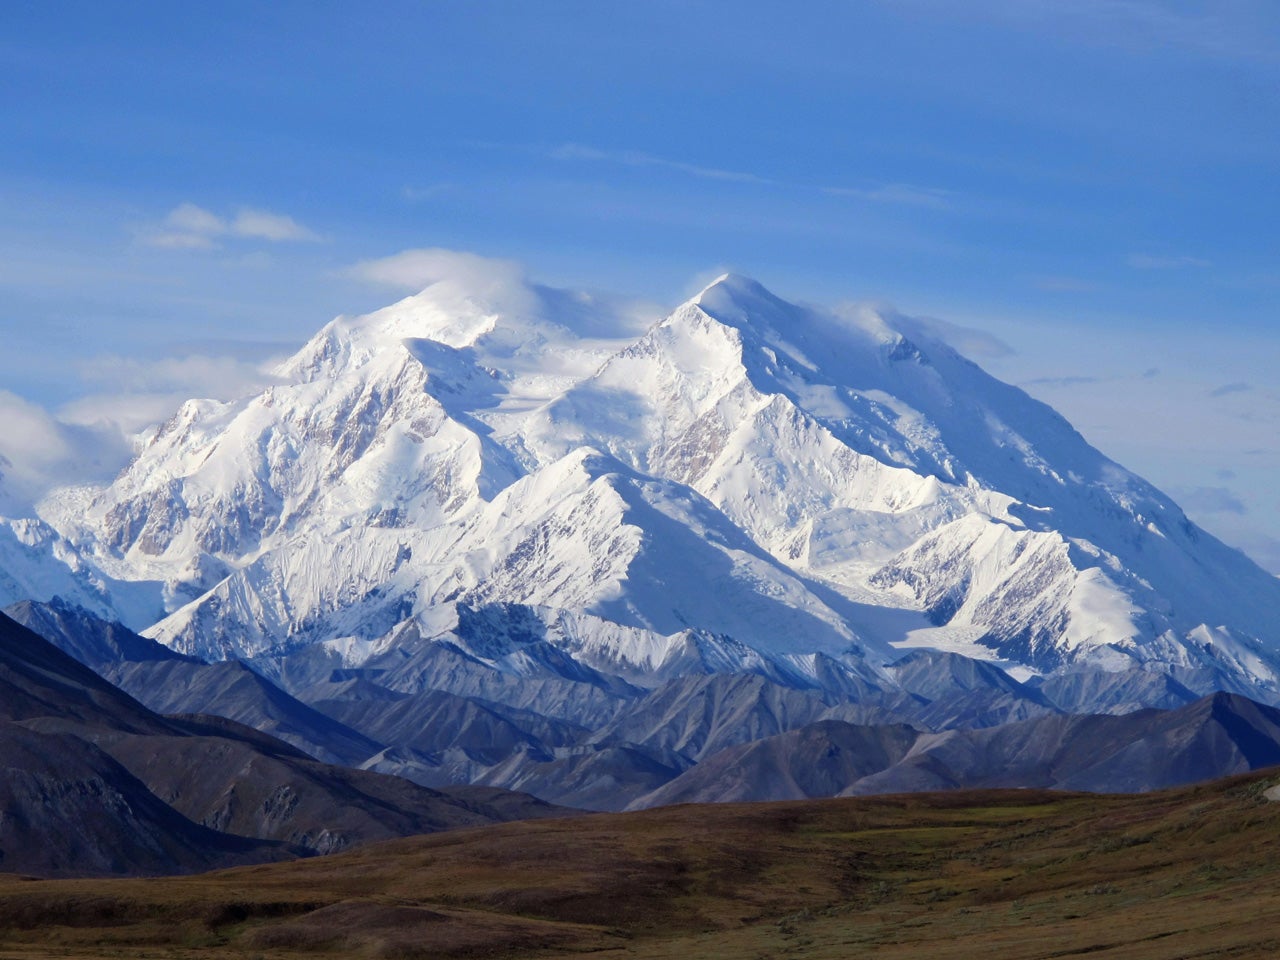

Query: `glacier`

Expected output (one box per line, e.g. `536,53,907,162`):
15,269,1280,704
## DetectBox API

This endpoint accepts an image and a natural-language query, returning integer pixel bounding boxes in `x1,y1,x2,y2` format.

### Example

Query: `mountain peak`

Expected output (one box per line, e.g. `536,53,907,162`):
692,273,784,315
24,267,1280,703
694,271,762,296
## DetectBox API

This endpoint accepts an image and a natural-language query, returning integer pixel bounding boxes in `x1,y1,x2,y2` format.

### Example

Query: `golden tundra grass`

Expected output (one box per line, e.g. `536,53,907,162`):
2,770,1279,959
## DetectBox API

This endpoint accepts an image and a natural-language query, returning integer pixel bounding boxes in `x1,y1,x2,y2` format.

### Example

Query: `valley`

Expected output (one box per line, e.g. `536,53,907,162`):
1,771,1277,959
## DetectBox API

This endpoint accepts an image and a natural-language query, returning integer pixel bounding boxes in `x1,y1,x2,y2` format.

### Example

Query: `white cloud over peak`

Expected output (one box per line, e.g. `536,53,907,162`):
347,248,532,304
347,248,662,338
867,308,1016,359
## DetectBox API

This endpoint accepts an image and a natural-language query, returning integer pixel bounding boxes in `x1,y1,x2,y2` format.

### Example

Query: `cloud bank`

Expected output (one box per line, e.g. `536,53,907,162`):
62,351,287,435
0,344,291,515
0,391,133,514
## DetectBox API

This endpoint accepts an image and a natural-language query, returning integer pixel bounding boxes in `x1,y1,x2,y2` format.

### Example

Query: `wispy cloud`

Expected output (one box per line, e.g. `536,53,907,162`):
549,142,957,210
75,352,282,399
145,230,220,250
1171,484,1248,516
167,202,226,235
1032,275,1099,293
231,208,318,242
345,248,539,317
1024,374,1102,388
885,311,1015,358
401,183,455,202
139,203,321,249
1128,253,1211,270
825,183,955,210
1209,381,1253,398
1022,364,1170,391
894,0,1280,63
60,350,289,436
550,143,772,185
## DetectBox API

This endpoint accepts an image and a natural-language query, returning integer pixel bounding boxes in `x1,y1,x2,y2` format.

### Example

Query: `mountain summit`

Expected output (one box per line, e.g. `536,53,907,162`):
19,271,1280,701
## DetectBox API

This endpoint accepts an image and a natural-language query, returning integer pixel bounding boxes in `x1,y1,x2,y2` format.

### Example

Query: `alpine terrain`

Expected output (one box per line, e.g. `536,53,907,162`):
5,268,1280,813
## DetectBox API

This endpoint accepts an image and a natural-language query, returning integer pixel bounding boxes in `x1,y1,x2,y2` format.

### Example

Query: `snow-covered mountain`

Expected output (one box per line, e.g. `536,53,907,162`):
24,271,1280,702
0,489,157,629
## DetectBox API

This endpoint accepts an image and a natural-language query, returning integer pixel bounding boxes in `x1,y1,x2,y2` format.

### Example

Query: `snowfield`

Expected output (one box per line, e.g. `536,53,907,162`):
12,270,1280,701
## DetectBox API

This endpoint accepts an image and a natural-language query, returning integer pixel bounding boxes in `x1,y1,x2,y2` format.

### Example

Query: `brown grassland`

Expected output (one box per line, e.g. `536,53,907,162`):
2,770,1279,959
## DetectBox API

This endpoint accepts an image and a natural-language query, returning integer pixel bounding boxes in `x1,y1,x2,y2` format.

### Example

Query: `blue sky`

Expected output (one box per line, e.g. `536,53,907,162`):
2,0,1279,567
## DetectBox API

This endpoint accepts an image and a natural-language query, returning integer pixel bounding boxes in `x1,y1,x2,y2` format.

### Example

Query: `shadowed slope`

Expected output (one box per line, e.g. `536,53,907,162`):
0,610,169,733
6,599,382,765
0,611,568,875
0,723,297,878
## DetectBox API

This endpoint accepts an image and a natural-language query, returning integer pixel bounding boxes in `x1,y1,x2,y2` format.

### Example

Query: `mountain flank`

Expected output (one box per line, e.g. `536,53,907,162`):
8,272,1279,707
0,610,566,876
6,269,1280,850
15,599,1280,813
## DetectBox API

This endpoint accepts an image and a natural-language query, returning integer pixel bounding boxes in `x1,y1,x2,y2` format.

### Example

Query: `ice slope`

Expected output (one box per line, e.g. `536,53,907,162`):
28,271,1280,698
146,447,882,662
0,497,160,628
0,516,114,616
515,276,1280,682
37,283,625,629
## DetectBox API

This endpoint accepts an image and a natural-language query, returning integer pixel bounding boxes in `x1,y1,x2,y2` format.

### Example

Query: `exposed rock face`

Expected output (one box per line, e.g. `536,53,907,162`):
632,692,1280,806
0,722,295,877
0,611,564,876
